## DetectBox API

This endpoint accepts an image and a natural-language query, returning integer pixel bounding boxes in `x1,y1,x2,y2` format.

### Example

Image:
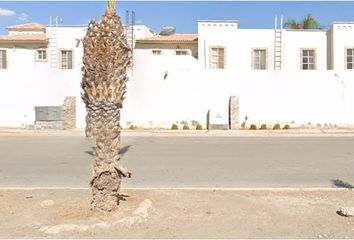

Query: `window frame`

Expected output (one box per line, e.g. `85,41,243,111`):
59,49,74,70
300,48,317,70
151,49,163,56
345,47,354,70
252,48,268,70
0,49,8,70
209,46,226,70
175,49,191,56
35,48,48,62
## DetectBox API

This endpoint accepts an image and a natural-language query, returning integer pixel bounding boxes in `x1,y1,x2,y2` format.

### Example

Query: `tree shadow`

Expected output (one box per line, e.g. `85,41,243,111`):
331,179,354,190
118,193,130,202
84,145,132,157
119,145,131,157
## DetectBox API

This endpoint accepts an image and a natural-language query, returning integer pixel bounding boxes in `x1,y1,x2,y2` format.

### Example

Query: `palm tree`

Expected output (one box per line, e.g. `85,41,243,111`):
82,0,132,212
284,14,320,29
302,14,320,29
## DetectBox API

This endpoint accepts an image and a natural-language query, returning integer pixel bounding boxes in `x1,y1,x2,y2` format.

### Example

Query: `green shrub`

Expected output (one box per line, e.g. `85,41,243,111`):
283,124,290,129
129,125,135,130
171,124,178,130
273,123,281,130
241,115,249,128
182,125,190,130
196,124,203,130
260,124,267,130
250,124,257,130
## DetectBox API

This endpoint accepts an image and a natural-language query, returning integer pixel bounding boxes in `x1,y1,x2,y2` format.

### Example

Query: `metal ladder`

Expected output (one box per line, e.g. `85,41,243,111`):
49,17,59,69
49,27,58,69
274,15,283,70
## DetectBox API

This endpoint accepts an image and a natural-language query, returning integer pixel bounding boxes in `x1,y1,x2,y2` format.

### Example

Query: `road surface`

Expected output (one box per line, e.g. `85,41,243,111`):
0,136,354,188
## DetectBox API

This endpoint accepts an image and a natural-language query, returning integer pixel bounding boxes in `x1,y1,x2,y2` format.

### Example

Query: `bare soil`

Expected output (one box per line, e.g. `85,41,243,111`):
1,189,354,239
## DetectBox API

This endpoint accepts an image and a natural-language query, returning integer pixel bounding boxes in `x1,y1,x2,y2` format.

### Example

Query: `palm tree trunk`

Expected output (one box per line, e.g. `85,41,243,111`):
85,105,94,138
82,5,131,212
90,103,130,212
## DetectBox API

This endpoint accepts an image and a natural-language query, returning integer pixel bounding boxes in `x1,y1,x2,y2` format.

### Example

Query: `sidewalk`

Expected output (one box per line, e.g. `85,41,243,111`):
1,127,354,137
1,188,354,238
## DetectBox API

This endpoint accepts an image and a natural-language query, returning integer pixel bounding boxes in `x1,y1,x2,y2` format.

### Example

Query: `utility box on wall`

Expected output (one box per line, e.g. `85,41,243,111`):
34,106,62,128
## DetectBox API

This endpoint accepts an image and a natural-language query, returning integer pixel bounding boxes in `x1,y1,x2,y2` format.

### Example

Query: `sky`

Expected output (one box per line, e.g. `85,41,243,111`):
1,1,354,34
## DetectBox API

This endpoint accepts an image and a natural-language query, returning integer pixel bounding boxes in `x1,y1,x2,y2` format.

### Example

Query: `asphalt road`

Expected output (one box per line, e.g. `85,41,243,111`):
0,136,354,188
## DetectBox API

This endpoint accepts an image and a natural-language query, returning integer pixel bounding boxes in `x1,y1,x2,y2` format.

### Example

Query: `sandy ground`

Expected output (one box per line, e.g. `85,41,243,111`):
1,188,354,239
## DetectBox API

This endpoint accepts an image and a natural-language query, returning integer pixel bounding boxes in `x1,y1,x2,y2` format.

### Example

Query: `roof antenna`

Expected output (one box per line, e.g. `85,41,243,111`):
54,16,63,26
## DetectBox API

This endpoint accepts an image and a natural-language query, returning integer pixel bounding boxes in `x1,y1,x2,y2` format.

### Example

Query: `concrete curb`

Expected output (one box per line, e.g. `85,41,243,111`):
0,187,350,191
1,128,354,137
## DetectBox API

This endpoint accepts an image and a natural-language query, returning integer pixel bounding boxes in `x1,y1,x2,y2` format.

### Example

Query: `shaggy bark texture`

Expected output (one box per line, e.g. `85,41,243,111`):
82,8,131,212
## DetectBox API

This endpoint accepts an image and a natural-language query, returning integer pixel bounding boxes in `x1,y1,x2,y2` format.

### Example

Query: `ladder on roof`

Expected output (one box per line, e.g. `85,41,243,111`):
274,15,283,70
49,26,58,69
49,16,59,69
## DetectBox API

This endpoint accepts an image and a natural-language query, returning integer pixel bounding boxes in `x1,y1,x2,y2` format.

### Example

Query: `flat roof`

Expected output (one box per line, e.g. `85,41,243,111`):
332,21,354,24
197,20,238,23
137,33,198,44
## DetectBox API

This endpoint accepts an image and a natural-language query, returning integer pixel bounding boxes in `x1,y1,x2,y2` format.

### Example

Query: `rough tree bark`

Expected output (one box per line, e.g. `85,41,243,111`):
81,4,131,212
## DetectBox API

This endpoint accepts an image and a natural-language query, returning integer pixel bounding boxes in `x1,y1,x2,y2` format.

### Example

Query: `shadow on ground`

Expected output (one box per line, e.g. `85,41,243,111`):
331,179,354,189
84,145,132,157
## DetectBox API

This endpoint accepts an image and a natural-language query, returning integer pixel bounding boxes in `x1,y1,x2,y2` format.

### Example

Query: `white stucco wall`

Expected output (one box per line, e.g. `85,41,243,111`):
331,22,354,72
282,30,329,71
125,21,354,128
1,21,354,129
0,26,86,128
124,48,354,128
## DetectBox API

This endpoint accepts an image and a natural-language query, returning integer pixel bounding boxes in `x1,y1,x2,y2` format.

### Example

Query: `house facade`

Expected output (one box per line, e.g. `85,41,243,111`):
0,19,354,129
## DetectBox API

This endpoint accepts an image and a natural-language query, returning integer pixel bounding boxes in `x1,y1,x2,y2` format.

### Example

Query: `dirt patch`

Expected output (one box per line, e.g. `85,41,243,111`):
1,189,354,238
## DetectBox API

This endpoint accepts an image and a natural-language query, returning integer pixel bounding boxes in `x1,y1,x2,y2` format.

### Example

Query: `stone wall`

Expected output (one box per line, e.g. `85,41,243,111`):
62,96,76,129
229,96,239,130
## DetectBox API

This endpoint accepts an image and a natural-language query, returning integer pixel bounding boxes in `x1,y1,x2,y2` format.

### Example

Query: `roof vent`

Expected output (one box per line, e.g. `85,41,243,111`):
159,26,176,36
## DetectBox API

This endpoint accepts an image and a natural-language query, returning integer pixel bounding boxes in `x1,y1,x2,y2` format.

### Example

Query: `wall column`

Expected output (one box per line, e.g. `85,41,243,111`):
62,96,76,129
229,96,239,130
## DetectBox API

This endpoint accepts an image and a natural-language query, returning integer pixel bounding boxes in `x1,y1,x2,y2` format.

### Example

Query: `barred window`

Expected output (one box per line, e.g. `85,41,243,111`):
252,49,267,70
152,49,162,55
36,49,47,61
301,49,316,70
210,47,225,69
61,50,73,69
175,50,189,55
346,48,354,70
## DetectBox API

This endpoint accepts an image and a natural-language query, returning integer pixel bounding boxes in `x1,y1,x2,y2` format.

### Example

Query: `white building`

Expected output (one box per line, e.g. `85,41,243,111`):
1,19,354,129
0,22,153,128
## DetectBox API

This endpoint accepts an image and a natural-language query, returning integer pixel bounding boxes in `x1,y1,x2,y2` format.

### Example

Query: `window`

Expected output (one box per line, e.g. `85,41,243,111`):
175,50,189,56
36,49,47,61
210,47,225,69
346,48,354,70
252,49,267,70
152,49,162,55
301,49,316,70
60,50,73,69
0,50,7,69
